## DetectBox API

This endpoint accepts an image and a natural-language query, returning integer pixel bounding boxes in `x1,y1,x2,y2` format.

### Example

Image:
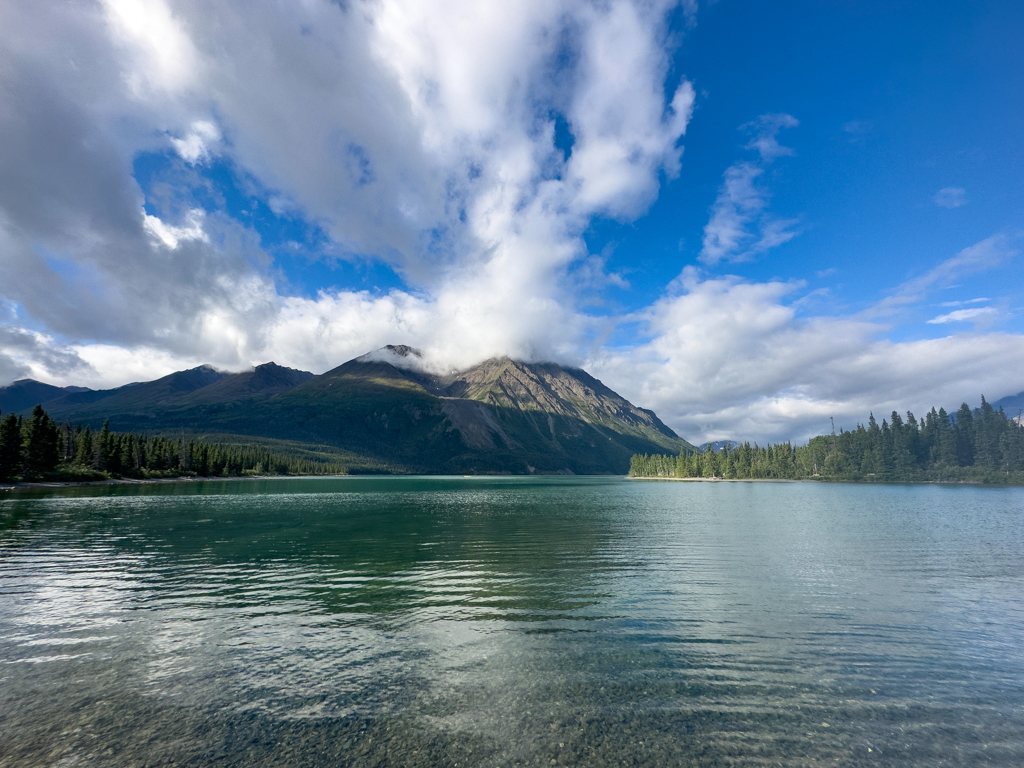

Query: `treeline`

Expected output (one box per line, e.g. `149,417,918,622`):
630,442,801,480
630,396,1024,483
0,405,347,482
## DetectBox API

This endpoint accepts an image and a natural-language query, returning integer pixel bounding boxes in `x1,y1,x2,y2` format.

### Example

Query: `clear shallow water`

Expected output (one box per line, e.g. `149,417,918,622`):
1,477,1023,767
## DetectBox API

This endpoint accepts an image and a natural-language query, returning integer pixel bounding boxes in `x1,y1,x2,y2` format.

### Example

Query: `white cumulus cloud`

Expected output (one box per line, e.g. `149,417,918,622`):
589,264,1024,444
1,2,1023,448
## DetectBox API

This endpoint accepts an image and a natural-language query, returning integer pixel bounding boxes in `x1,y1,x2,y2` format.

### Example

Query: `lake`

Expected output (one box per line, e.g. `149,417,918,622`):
1,477,1023,766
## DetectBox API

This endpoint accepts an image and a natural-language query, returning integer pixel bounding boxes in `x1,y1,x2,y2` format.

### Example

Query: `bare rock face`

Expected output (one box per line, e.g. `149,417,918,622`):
440,398,517,450
444,358,675,434
432,357,680,446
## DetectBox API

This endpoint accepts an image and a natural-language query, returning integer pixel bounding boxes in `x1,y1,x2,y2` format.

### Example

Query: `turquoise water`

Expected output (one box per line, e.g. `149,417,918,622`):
1,477,1023,766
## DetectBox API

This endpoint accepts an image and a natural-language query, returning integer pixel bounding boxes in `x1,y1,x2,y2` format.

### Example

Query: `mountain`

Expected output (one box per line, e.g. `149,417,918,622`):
40,365,230,419
16,347,693,474
995,390,1024,417
699,440,739,453
173,362,314,405
0,379,91,415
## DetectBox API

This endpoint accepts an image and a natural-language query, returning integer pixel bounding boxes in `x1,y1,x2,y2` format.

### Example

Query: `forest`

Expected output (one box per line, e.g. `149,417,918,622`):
630,397,1024,483
0,405,347,482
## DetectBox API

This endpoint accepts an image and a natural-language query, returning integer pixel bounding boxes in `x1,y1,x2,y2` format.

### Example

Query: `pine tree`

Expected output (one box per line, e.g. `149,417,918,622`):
93,420,111,470
75,427,93,465
702,447,719,478
0,413,23,480
24,405,59,480
973,396,1003,470
955,403,975,467
935,408,957,467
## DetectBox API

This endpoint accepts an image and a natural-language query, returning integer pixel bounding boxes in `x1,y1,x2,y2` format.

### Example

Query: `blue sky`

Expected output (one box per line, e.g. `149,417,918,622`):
1,0,1022,443
600,0,1023,329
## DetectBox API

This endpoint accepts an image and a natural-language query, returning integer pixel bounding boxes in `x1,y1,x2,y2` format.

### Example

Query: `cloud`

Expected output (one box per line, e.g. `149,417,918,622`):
2,3,1023,451
843,120,871,134
0,326,93,387
102,0,200,96
0,0,692,381
842,120,873,144
699,162,799,264
142,208,209,248
869,233,1018,317
941,297,990,307
934,186,968,209
170,120,220,164
742,113,799,162
588,264,1024,444
7,234,1024,450
699,163,764,263
927,307,999,325
698,113,800,264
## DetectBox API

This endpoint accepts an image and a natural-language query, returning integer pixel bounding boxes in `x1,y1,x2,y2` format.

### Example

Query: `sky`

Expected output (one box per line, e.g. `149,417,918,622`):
1,0,1023,444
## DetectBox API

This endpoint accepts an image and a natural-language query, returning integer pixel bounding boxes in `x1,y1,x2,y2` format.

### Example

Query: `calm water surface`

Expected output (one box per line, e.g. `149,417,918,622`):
1,477,1023,766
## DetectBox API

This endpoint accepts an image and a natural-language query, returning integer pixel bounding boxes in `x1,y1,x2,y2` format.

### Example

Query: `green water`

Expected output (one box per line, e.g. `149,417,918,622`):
1,477,1023,766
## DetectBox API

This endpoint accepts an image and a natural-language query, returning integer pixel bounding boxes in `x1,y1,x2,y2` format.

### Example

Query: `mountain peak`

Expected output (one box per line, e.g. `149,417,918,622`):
0,379,94,414
354,344,426,371
23,347,690,473
250,361,313,376
385,344,420,358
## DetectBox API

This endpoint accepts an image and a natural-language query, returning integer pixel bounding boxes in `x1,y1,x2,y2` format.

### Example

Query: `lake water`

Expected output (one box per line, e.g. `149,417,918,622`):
1,477,1023,767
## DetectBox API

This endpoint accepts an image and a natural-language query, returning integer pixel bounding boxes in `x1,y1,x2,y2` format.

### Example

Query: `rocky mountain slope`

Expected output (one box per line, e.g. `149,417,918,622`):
0,347,692,474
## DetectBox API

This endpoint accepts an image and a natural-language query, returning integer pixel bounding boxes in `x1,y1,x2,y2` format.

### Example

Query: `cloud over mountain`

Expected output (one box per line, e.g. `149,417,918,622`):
0,0,691,372
1,1,1023,445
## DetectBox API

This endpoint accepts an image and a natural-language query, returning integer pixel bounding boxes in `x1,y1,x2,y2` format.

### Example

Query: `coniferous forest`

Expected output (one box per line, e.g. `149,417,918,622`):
5,397,1024,484
0,405,347,482
630,397,1024,483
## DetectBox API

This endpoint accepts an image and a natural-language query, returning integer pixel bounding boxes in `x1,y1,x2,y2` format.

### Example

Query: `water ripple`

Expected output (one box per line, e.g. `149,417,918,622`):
1,477,1023,766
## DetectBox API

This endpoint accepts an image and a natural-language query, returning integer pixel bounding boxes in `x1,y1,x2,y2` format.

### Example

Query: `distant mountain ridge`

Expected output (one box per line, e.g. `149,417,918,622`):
0,348,692,474
36,365,231,417
0,379,91,415
699,440,739,453
995,390,1024,418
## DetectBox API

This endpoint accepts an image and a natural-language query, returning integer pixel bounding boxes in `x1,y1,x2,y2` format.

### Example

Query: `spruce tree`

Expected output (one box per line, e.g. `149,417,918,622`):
702,447,719,478
24,405,59,480
955,403,975,467
75,427,93,465
0,413,23,480
93,420,111,470
935,408,957,466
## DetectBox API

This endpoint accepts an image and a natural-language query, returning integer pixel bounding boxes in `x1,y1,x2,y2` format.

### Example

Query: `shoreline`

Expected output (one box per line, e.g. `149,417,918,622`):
0,474,326,491
627,475,1010,485
629,476,800,482
2,474,1016,492
0,473,587,491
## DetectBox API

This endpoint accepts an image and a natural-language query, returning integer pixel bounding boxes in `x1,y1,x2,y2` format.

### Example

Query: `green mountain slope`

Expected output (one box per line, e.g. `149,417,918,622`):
16,347,693,474
0,379,91,414
41,365,228,418
174,362,313,405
